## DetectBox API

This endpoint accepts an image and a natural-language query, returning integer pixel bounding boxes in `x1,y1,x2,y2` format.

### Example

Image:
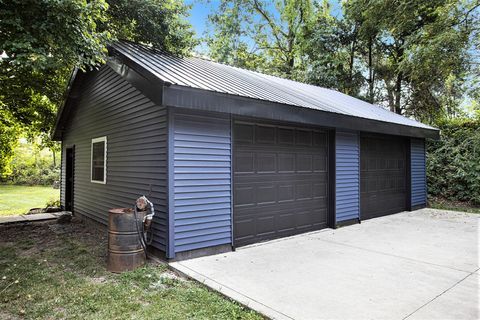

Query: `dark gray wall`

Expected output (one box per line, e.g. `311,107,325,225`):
60,65,168,252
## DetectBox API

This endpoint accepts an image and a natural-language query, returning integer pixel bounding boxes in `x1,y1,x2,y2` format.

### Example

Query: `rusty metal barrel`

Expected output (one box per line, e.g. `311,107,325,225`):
107,208,146,273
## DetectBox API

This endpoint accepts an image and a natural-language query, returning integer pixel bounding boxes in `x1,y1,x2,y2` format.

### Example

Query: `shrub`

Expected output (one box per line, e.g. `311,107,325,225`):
46,197,61,207
1,140,60,186
427,118,480,205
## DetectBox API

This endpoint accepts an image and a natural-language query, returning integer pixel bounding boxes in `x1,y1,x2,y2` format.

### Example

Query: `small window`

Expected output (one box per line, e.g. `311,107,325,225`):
91,136,107,184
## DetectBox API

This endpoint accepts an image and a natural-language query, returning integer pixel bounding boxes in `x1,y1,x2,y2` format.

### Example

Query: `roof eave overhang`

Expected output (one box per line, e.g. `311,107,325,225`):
51,68,85,141
162,84,440,139
101,46,440,140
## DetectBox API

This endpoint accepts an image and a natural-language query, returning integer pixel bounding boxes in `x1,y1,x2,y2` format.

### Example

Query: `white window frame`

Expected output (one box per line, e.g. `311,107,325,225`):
91,136,107,184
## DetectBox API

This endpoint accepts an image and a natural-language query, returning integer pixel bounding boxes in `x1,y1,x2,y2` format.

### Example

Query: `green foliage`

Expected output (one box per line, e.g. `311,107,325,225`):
105,0,197,55
2,140,60,186
303,4,364,96
0,0,110,174
206,0,479,121
0,107,20,178
205,1,267,70
45,197,61,208
0,0,196,175
427,118,480,205
205,0,316,79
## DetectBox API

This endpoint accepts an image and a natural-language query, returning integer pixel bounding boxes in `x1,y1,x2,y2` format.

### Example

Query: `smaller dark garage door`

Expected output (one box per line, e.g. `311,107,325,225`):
233,120,329,247
361,134,408,220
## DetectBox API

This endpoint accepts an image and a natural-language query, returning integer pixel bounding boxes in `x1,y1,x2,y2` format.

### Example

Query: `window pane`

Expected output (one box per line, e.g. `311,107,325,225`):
92,141,105,181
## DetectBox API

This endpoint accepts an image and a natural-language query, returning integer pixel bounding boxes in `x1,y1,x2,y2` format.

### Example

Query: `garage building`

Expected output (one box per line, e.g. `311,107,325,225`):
52,41,438,259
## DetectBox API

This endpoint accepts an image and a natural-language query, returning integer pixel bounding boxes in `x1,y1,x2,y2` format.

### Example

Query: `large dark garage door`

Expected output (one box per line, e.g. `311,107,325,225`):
360,134,407,220
233,120,329,247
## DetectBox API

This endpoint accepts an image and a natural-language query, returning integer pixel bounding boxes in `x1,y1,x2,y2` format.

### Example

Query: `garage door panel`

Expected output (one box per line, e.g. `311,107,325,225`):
278,128,295,145
313,183,327,198
257,153,277,172
256,125,276,143
278,153,295,172
234,152,255,173
234,178,327,206
234,120,329,246
360,134,407,220
235,172,326,184
234,186,255,207
257,185,276,205
234,203,327,246
313,154,328,172
234,123,255,143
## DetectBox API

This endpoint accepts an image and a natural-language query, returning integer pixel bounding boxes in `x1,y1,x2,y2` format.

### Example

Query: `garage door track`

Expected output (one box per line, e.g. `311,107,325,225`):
170,209,479,320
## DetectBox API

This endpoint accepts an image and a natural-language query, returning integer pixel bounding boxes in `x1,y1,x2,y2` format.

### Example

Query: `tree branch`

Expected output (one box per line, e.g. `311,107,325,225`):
250,0,287,52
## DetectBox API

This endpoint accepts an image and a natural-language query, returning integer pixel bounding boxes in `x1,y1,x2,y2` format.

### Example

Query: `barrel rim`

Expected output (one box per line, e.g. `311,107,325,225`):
109,208,134,214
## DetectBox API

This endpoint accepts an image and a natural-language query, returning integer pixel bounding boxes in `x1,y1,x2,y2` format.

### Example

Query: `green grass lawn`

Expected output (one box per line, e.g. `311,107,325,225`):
0,185,60,216
0,220,261,319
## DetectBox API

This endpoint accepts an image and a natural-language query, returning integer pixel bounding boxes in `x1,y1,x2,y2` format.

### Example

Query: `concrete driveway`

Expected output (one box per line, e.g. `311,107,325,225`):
170,209,479,320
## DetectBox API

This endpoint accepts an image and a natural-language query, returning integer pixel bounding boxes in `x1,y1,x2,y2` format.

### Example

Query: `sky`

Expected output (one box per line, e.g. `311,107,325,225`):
185,0,213,37
185,0,343,40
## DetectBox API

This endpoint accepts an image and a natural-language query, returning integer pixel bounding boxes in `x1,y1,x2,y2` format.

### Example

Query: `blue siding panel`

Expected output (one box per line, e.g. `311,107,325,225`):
411,138,427,207
336,130,360,222
172,109,232,253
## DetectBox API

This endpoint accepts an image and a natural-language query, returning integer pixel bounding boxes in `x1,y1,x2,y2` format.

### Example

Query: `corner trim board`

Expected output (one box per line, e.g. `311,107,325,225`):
328,129,336,228
167,107,175,259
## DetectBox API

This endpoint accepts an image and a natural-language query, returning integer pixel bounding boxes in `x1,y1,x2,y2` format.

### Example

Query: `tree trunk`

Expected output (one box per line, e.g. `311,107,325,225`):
367,37,375,103
394,72,403,114
347,25,358,95
387,86,395,112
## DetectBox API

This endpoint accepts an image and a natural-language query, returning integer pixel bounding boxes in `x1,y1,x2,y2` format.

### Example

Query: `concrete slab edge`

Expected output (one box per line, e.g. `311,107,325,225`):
169,262,293,320
0,213,61,225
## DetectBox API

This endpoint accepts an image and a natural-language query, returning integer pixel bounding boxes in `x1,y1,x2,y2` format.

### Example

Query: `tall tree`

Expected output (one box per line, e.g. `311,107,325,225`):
205,0,266,70
105,0,196,54
342,0,477,118
303,2,364,97
206,0,315,79
0,0,196,176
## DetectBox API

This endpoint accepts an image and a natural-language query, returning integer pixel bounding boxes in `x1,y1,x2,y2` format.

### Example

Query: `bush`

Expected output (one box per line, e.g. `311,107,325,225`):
1,140,60,186
45,197,61,207
427,118,480,205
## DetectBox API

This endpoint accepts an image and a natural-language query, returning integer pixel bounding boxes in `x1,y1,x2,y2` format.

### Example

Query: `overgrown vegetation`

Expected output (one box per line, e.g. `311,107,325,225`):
0,185,59,216
2,140,60,185
0,221,261,319
427,118,480,206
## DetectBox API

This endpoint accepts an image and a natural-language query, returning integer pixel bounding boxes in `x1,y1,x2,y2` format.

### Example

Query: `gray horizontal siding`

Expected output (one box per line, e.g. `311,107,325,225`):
411,138,427,207
172,109,232,254
336,130,360,222
60,65,167,252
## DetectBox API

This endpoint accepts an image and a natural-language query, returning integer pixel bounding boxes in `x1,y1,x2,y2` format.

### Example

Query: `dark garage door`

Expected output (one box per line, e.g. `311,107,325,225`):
233,120,329,247
360,134,407,220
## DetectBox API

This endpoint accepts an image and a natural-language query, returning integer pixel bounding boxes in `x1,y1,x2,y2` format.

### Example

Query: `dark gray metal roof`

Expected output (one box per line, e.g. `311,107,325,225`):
112,41,436,132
